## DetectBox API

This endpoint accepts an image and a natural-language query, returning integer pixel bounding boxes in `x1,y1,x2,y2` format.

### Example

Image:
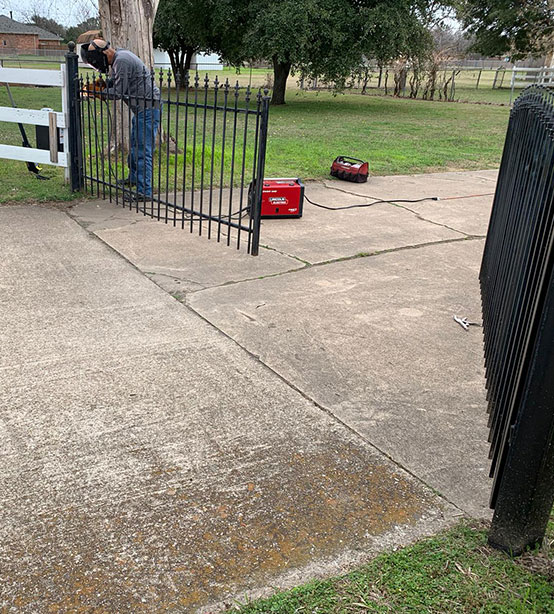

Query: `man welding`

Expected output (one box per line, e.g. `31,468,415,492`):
80,39,161,201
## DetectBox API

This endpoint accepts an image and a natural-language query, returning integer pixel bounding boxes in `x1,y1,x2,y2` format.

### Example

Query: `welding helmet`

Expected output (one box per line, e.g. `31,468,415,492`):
81,40,110,73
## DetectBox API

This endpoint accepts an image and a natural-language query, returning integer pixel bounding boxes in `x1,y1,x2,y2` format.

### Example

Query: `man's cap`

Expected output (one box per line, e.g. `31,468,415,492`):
90,39,110,51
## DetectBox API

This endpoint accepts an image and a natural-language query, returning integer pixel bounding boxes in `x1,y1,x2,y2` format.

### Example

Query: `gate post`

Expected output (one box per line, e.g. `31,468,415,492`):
65,42,82,192
488,273,554,554
251,91,270,256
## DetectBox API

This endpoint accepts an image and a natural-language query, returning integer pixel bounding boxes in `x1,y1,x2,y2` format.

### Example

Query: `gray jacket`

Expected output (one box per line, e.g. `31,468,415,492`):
103,49,161,113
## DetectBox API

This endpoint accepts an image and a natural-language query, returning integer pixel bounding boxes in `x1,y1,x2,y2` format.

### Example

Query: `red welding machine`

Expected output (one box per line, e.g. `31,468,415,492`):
259,178,304,219
330,156,369,183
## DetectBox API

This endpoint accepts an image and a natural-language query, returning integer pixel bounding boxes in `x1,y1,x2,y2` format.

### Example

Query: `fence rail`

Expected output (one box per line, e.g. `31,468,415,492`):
480,86,554,553
76,67,268,255
510,67,554,98
0,66,63,86
0,65,69,172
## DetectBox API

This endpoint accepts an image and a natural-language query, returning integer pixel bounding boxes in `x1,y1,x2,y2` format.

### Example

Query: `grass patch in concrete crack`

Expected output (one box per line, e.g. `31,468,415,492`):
231,519,554,613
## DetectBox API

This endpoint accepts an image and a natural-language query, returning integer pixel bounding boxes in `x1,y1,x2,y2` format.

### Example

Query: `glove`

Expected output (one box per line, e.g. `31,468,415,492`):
83,77,107,99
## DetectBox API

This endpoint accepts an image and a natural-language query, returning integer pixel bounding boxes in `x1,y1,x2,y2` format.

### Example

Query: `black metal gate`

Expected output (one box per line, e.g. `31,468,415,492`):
480,86,554,553
67,47,269,256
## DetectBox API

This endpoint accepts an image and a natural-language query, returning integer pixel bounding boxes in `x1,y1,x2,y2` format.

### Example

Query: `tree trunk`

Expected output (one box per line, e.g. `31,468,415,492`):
168,48,189,84
98,0,160,68
393,65,407,97
168,48,181,82
409,64,421,99
361,67,370,95
184,46,194,71
98,0,161,153
271,57,291,105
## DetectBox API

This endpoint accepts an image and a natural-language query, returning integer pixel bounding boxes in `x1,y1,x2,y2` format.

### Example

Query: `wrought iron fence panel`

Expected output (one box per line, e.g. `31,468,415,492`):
480,86,554,551
76,68,269,255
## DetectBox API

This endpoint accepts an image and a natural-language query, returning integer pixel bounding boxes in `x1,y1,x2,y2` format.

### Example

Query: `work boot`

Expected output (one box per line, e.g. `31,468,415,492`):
123,190,151,203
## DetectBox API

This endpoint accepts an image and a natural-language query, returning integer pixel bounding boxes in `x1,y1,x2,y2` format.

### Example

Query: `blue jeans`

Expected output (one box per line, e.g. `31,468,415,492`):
129,107,161,197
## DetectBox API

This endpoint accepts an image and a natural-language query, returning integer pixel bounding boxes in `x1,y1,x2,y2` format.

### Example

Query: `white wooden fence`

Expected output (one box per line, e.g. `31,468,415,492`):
510,66,554,104
0,65,69,177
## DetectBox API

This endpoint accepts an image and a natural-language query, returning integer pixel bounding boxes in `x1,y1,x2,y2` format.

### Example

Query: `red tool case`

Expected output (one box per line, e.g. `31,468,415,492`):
259,178,304,219
330,156,369,183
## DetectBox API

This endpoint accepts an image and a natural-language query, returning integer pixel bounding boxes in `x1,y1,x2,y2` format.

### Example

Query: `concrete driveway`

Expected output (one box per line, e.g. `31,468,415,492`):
0,170,495,612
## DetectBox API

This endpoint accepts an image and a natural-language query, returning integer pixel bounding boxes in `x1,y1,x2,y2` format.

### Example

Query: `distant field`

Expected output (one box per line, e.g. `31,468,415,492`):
1,58,523,104
211,66,524,106
356,67,521,105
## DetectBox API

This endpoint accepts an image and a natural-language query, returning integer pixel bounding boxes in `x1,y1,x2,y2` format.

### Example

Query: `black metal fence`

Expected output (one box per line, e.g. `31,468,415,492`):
480,86,554,553
73,64,269,255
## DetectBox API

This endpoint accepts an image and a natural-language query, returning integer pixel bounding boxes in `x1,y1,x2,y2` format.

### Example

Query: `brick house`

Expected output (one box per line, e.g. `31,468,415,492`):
0,14,63,54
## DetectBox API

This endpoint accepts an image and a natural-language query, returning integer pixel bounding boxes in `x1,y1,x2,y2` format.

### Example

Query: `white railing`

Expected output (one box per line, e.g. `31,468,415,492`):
511,66,554,87
0,65,69,174
510,66,554,104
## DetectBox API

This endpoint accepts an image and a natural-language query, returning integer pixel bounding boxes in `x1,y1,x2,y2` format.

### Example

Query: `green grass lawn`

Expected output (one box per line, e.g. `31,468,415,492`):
265,91,508,178
1,76,510,204
0,58,66,70
232,520,554,613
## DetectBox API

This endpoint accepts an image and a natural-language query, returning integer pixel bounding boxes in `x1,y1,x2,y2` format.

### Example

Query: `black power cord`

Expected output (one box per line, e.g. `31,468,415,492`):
304,194,440,210
224,194,440,221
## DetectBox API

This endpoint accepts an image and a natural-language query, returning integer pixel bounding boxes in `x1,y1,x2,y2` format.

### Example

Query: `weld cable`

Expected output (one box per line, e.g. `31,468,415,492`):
304,194,440,210
439,192,495,200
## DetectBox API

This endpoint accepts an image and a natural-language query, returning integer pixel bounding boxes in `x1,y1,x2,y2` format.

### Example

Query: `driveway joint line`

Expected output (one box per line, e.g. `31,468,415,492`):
183,236,486,297
64,205,485,302
182,294,468,517
390,202,471,236
314,235,486,266
260,243,312,266
185,264,310,294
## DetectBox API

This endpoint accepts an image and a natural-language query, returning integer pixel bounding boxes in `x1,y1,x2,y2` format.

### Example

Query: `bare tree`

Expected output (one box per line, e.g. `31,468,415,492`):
409,58,424,98
19,0,55,22
418,1,456,29
418,26,469,101
392,59,408,97
15,0,99,32
73,0,100,24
